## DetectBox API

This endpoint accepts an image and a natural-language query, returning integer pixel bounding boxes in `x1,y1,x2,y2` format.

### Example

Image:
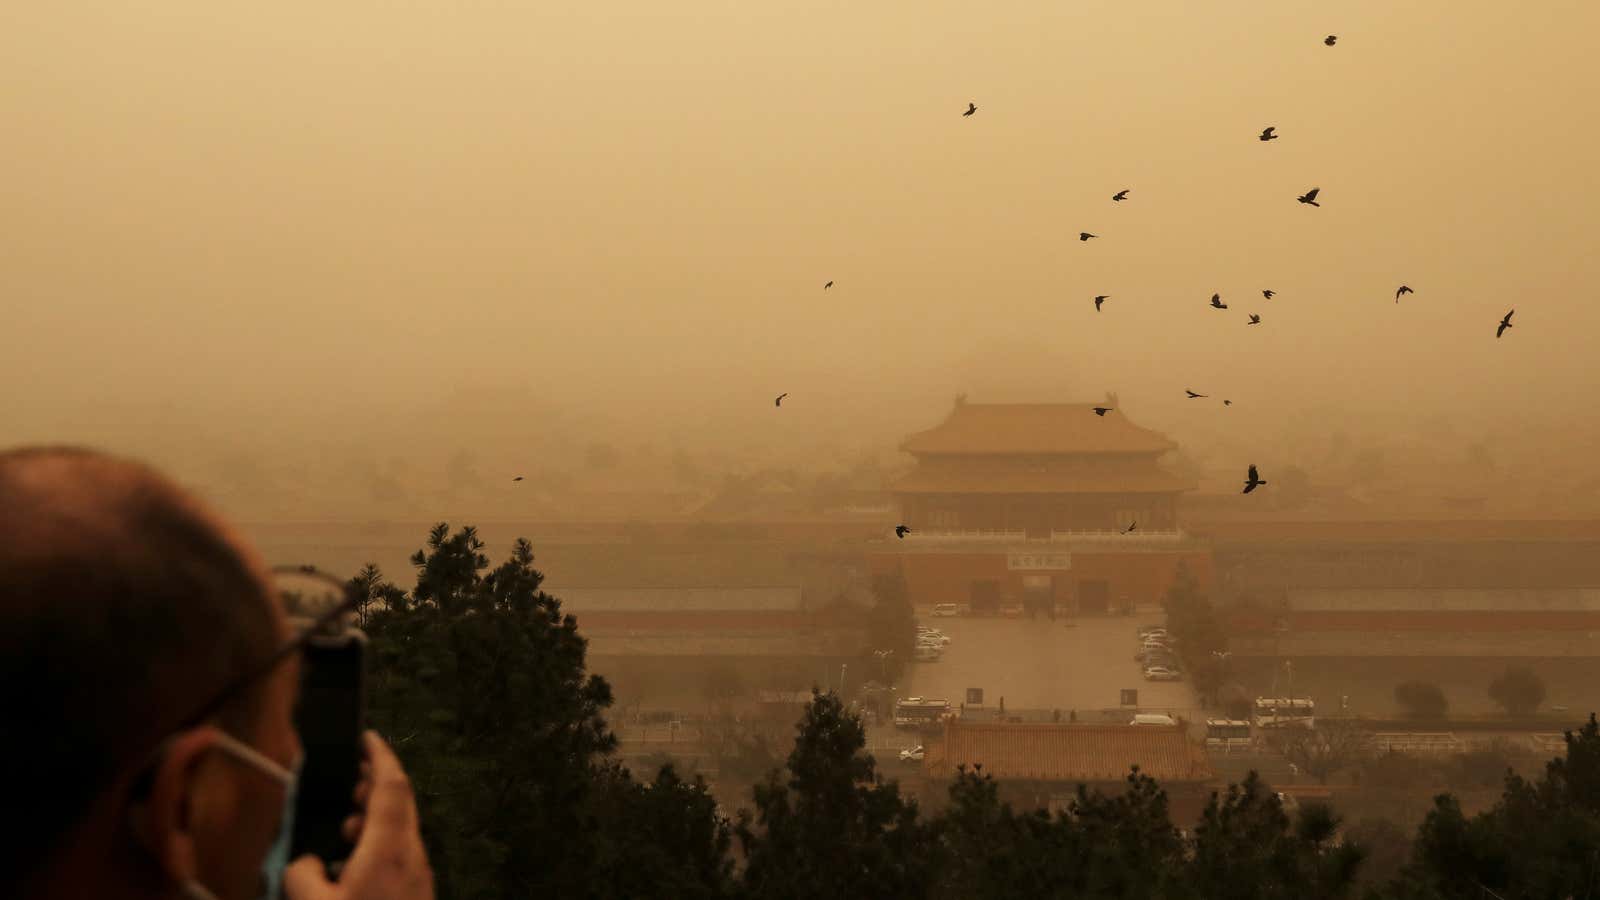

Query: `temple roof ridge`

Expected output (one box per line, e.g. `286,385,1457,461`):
902,399,1178,456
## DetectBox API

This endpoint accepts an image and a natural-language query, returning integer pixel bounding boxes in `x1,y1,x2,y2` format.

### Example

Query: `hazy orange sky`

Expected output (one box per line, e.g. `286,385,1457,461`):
5,1,1599,506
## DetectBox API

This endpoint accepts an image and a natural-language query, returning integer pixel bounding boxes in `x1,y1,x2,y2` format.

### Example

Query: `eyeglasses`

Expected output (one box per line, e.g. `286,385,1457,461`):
178,566,358,731
127,565,359,797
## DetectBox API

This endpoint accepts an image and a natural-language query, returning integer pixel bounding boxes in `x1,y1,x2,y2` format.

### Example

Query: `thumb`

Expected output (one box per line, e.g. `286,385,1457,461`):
283,854,336,900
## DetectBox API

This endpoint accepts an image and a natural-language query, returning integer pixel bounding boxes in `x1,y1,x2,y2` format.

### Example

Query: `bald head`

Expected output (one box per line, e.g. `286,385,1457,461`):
0,446,282,884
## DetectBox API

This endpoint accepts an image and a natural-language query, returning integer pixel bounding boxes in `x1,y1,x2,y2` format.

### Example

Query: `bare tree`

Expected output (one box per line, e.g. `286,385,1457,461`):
1265,717,1373,784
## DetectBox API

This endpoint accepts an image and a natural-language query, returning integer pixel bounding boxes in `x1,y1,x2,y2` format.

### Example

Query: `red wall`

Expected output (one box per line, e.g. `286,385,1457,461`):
1228,609,1600,633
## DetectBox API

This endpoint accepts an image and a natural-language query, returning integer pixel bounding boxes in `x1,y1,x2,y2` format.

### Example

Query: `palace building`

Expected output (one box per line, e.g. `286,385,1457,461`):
916,719,1218,821
872,396,1213,615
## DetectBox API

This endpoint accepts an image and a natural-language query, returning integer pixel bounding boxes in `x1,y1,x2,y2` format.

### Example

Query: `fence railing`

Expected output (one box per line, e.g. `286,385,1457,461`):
901,530,1027,543
897,529,1193,545
1050,529,1188,543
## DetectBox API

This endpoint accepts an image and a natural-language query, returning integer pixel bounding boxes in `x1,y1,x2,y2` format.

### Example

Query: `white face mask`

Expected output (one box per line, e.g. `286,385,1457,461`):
179,731,302,900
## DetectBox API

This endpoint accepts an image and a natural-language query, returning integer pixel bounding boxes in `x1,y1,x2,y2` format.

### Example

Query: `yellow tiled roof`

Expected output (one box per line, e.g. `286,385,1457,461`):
901,404,1178,456
890,468,1195,495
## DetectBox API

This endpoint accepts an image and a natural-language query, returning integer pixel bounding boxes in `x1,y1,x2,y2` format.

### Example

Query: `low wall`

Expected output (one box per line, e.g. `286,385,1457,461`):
1233,630,1600,658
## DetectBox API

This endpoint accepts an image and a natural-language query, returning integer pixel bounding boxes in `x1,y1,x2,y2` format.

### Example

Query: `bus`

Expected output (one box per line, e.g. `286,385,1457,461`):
1205,718,1254,750
894,697,954,729
1252,697,1315,729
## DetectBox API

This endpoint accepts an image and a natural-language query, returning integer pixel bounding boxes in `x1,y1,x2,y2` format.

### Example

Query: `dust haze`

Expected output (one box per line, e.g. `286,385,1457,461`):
4,1,1600,520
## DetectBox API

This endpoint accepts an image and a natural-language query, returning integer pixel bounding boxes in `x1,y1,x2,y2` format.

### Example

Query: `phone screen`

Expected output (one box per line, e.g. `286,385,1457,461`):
290,631,367,866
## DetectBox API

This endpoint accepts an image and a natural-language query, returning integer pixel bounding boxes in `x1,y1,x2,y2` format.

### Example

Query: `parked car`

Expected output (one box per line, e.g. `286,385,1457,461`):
1137,626,1169,638
1143,666,1182,682
1000,604,1024,618
1136,651,1178,667
931,603,960,617
900,745,925,762
1130,713,1179,726
913,646,943,662
920,633,952,646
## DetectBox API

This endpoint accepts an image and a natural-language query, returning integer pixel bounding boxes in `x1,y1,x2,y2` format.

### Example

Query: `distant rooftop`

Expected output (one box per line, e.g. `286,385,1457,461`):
923,720,1214,784
553,586,805,613
1190,519,1600,543
900,400,1178,456
891,468,1195,495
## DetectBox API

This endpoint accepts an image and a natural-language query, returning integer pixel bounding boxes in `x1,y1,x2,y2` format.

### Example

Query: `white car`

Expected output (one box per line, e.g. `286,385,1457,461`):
919,633,952,646
1130,713,1179,726
899,745,925,762
1143,666,1182,682
931,603,959,617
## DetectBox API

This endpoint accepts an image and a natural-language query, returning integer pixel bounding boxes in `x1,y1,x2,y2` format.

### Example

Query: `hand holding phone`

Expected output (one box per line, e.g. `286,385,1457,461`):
288,625,368,871
283,731,434,900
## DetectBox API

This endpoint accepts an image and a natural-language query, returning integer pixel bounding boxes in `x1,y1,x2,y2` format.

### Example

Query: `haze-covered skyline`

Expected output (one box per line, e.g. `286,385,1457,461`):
5,1,1599,518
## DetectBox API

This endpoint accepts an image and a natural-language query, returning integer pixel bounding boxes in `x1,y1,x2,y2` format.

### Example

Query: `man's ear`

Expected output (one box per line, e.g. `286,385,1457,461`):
135,728,228,885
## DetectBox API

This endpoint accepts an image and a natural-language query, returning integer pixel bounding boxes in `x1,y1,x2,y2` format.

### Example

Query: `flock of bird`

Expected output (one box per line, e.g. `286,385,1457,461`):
512,32,1524,523
818,31,1511,533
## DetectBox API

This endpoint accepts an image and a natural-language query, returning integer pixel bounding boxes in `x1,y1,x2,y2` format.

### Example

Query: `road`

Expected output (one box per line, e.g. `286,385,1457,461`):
899,612,1202,719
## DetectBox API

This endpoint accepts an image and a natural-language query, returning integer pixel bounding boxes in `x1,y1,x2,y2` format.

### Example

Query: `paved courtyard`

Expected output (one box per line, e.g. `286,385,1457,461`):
898,612,1202,720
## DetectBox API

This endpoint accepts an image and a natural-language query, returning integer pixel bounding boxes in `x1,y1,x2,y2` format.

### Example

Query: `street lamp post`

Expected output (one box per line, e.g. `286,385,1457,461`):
840,663,848,694
1211,649,1232,707
874,649,894,682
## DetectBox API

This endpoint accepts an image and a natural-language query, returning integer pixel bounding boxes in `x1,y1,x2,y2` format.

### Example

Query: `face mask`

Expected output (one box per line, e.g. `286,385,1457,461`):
179,730,302,900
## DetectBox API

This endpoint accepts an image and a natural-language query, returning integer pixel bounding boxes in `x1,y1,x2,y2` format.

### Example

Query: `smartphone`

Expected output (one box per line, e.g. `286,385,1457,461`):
289,626,368,874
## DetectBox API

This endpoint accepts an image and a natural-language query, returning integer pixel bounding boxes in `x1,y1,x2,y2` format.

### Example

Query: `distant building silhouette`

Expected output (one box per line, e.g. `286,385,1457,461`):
871,397,1212,616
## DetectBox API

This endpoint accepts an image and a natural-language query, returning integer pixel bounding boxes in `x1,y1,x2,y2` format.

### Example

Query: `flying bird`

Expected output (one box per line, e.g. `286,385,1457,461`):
1124,521,1137,534
1297,188,1321,207
1094,295,1109,311
1497,309,1515,338
1185,390,1208,399
1248,313,1262,325
775,393,788,407
1210,293,1228,310
1092,407,1112,417
895,524,912,539
1243,464,1268,494
1223,400,1233,406
824,281,833,290
1325,35,1337,46
512,475,525,482
1263,289,1275,299
963,102,977,117
1112,189,1130,202
1259,126,1279,142
1080,232,1097,242
1395,285,1413,302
